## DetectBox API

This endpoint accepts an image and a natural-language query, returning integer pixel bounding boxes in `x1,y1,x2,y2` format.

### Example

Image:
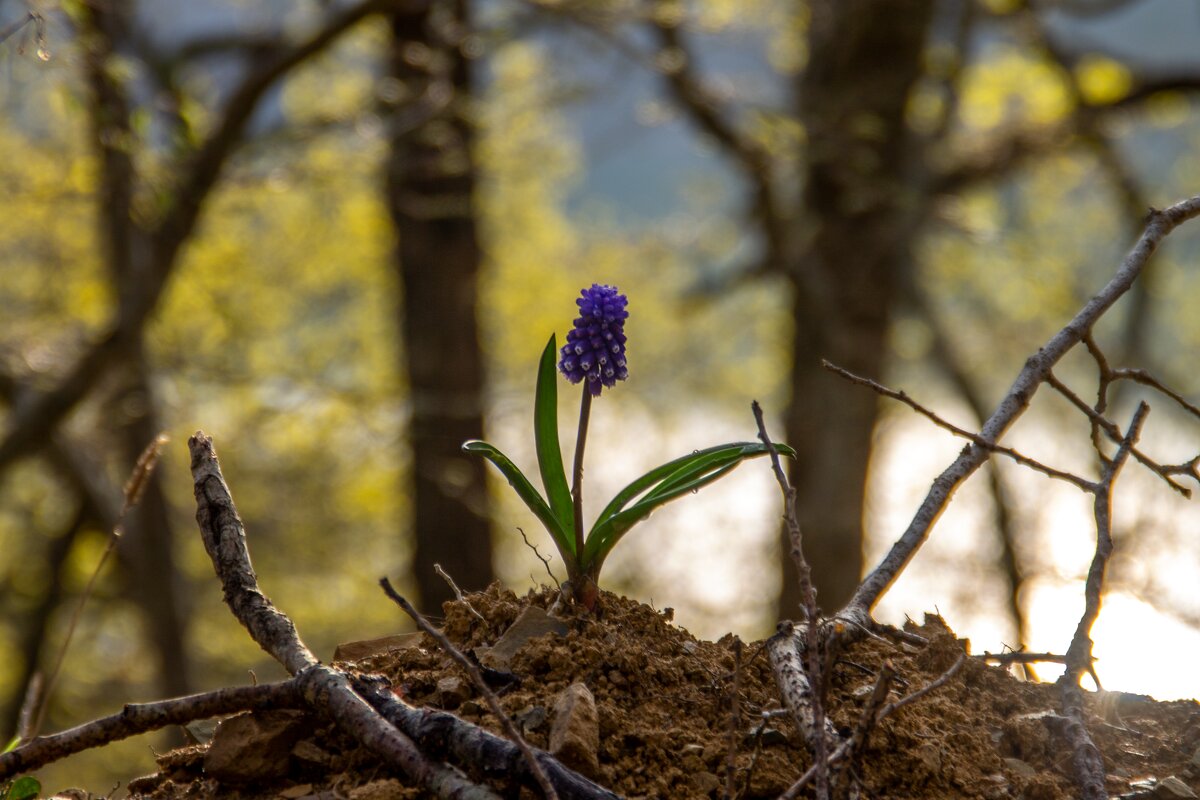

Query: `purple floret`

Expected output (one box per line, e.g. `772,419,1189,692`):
558,283,629,396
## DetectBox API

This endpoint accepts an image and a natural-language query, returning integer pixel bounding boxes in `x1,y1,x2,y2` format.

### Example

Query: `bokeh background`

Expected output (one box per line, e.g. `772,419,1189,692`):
3,0,1200,792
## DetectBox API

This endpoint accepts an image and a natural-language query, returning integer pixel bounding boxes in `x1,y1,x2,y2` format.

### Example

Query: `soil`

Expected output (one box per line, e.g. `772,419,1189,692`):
119,584,1199,800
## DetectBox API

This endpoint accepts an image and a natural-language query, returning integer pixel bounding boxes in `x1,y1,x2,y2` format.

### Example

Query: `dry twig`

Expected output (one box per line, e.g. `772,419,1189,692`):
0,682,303,780
26,434,168,741
380,578,559,800
753,401,831,798
1054,403,1149,800
434,563,487,623
840,193,1200,625
778,655,965,799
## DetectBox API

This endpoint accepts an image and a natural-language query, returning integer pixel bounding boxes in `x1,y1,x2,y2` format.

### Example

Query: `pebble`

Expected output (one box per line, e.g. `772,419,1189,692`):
204,710,311,783
549,682,600,778
479,606,568,670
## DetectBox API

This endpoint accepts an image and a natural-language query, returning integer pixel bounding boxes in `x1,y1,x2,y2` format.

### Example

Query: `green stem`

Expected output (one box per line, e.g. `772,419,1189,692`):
571,385,592,570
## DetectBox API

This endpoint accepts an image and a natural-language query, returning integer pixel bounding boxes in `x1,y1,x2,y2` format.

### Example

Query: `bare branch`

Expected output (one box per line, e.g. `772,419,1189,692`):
780,655,964,799
435,563,487,623
650,20,786,272
189,433,501,799
352,676,622,800
843,193,1200,620
0,681,304,780
1053,403,1149,800
0,0,417,475
753,401,829,796
381,578,559,800
1046,370,1195,496
823,360,1095,491
1111,368,1200,420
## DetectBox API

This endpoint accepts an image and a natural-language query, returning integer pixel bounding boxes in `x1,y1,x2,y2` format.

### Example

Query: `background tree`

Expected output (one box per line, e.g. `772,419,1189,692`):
386,0,495,612
623,0,1200,628
3,0,1200,790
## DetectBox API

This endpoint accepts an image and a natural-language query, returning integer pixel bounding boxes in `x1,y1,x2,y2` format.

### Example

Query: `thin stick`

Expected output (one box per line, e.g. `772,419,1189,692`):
779,654,964,799
380,578,560,800
571,386,593,564
824,362,1095,491
434,563,486,623
1047,371,1195,496
0,11,34,46
979,651,1071,667
1056,403,1148,800
752,401,829,797
518,527,561,589
29,433,168,740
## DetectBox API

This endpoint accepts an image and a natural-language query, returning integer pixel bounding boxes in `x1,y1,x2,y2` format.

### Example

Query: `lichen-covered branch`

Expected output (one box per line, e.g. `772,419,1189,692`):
189,432,500,800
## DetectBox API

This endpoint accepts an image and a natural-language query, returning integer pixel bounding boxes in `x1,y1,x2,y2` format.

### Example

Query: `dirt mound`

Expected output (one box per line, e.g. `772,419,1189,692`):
125,585,1200,799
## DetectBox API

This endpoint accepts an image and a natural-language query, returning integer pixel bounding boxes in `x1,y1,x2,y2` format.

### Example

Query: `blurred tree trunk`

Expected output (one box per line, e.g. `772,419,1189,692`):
83,0,192,701
386,0,494,612
113,353,192,700
780,0,934,616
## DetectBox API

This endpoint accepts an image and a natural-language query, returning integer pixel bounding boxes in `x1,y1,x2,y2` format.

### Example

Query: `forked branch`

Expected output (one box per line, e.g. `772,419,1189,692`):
839,193,1200,623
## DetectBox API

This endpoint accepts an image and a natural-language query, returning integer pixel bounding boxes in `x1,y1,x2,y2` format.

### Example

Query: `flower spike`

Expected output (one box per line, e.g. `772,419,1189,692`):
558,284,629,396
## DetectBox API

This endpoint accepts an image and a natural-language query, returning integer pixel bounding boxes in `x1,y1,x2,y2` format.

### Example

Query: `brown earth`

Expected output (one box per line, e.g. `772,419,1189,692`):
122,584,1200,799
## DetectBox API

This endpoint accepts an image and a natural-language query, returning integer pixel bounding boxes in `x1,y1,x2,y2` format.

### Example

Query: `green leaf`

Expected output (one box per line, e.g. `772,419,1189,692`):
462,440,574,560
8,776,40,800
533,335,575,551
582,442,795,573
592,442,794,526
2,734,17,755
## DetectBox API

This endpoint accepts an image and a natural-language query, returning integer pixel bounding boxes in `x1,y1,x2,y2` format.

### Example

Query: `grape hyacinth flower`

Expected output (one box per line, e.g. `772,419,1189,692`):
461,283,793,609
558,283,629,396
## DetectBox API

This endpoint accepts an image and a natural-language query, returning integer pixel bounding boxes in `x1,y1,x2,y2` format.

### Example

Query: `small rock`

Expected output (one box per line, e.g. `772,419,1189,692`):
480,607,568,670
183,718,219,744
549,682,600,778
332,632,422,662
292,739,333,768
1003,757,1037,778
278,784,314,798
515,705,548,734
126,774,163,795
1155,777,1198,799
348,779,407,800
744,726,788,747
1191,746,1200,770
204,709,311,783
437,675,471,709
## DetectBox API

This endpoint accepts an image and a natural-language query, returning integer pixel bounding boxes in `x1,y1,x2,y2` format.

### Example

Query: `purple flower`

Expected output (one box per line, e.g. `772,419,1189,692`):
558,283,629,396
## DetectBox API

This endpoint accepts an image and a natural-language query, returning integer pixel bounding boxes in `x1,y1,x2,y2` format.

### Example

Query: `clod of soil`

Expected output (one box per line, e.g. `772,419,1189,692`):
120,585,1199,799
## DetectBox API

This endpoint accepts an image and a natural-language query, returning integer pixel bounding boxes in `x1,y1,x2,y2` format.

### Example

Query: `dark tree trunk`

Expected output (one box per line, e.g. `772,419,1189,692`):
83,0,192,702
780,0,935,616
386,0,494,613
115,353,192,701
